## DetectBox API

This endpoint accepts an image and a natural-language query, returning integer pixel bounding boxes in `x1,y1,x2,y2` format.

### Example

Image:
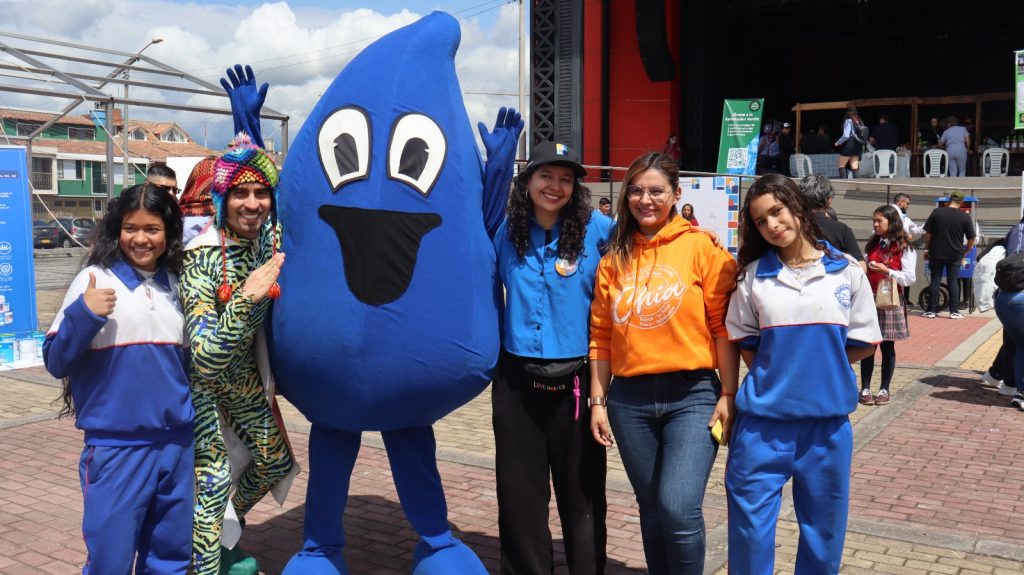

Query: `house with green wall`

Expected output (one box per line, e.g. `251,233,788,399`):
0,106,215,219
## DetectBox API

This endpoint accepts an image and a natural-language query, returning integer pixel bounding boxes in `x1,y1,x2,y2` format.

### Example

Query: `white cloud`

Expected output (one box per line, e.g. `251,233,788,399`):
0,1,524,154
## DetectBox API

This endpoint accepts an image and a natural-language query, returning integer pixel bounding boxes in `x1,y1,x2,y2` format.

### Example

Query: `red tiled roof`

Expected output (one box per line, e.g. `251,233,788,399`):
32,137,216,162
0,108,95,126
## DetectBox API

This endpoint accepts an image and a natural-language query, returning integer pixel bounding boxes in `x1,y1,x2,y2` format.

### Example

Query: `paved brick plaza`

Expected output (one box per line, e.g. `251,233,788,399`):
1,289,1022,574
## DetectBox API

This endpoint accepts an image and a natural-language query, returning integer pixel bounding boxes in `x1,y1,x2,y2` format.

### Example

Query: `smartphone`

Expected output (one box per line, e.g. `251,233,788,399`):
710,420,725,446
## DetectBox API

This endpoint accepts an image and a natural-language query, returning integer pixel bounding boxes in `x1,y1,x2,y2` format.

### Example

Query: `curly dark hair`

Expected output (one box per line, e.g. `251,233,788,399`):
607,152,680,270
505,165,592,262
88,182,185,274
865,204,914,254
737,173,829,279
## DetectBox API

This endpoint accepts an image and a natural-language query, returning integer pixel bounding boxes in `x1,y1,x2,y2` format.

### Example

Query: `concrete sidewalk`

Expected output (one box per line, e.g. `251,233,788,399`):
1,290,1021,574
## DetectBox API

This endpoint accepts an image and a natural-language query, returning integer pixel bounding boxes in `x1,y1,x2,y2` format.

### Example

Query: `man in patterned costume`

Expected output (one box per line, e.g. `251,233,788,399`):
181,135,297,575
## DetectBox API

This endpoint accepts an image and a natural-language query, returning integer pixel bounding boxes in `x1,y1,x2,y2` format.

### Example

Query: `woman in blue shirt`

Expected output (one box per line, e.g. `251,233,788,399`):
492,141,613,574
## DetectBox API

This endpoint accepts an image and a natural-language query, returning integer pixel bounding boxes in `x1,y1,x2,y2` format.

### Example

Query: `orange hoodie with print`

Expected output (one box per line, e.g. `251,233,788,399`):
589,216,737,377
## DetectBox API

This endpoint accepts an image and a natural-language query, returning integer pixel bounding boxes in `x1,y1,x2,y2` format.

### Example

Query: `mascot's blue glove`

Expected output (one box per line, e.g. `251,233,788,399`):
478,106,524,238
220,64,268,149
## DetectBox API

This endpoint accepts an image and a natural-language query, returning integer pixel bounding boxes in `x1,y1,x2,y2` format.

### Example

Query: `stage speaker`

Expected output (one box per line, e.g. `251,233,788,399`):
636,0,675,82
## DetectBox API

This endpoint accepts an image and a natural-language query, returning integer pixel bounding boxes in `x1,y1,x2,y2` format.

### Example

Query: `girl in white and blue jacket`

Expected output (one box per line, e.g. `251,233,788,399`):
725,174,881,575
45,183,193,575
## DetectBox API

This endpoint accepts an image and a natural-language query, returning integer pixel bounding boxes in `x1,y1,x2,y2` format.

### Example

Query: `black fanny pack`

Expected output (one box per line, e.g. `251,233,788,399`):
519,357,586,392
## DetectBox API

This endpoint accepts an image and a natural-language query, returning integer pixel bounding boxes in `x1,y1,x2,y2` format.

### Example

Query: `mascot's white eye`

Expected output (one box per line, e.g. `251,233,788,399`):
387,114,447,197
318,106,371,191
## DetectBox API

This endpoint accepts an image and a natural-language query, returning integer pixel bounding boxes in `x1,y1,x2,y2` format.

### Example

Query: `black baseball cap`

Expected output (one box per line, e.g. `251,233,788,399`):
525,141,586,178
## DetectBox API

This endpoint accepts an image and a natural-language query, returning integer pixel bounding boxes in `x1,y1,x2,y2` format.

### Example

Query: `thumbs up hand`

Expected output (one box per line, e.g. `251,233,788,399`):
83,272,117,317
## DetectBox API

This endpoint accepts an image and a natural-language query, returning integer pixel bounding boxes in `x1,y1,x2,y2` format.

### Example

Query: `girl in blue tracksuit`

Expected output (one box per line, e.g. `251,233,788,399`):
725,174,881,574
45,183,193,575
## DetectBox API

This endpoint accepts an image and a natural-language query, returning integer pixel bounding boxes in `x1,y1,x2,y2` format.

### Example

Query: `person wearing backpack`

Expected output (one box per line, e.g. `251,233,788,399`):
994,249,1024,411
835,105,867,179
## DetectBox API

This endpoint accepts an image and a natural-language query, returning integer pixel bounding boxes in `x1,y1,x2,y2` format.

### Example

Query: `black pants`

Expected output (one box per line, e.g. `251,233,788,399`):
860,340,897,391
989,331,1017,385
928,258,962,314
492,351,608,574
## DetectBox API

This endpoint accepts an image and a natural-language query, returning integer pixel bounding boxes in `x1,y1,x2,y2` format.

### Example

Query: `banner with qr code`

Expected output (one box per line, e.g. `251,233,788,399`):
716,99,764,175
1016,50,1024,130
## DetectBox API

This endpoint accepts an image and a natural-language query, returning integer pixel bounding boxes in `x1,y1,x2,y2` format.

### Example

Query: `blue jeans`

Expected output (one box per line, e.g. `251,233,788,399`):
607,371,720,575
995,290,1024,392
928,258,961,314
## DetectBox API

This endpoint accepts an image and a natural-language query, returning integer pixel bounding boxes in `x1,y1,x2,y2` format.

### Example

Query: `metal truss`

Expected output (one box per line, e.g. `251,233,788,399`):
530,0,582,152
0,31,289,199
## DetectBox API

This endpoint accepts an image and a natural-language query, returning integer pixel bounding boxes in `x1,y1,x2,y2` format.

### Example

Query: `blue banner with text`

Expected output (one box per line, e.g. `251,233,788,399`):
0,147,38,334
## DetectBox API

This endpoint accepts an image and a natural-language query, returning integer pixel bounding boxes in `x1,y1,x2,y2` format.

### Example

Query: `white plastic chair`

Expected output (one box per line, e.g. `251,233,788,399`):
981,147,1009,177
873,149,897,178
923,149,948,178
790,153,813,178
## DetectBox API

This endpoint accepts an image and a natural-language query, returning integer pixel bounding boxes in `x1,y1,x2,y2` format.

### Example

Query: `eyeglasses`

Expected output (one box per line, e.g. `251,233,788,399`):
625,185,669,202
151,184,181,195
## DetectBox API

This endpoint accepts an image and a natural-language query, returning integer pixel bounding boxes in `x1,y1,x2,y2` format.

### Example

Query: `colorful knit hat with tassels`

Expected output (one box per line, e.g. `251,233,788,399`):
210,133,282,302
211,132,280,229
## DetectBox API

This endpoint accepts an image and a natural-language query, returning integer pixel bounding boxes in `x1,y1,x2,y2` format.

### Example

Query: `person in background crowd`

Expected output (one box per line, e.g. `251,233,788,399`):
802,125,831,154
681,203,699,226
870,113,899,151
598,196,612,217
939,116,971,177
920,117,943,147
859,205,917,406
589,152,739,575
921,191,976,319
777,122,795,176
981,214,1024,398
835,105,866,179
756,124,776,175
726,173,880,574
891,193,923,305
179,157,217,245
147,163,178,195
663,134,683,169
798,175,866,272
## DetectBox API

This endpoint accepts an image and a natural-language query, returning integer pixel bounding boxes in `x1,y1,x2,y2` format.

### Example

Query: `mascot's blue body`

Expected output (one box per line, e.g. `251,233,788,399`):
270,11,522,574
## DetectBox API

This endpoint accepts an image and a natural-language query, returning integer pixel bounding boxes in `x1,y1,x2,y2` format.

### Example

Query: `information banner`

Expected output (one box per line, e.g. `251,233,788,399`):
1016,50,1024,130
716,99,764,175
678,176,741,256
0,146,38,334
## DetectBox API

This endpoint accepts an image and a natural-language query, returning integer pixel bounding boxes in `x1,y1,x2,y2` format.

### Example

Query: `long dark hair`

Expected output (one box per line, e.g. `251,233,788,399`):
608,152,680,270
59,183,184,418
737,173,827,278
506,166,592,261
865,204,913,254
88,183,184,274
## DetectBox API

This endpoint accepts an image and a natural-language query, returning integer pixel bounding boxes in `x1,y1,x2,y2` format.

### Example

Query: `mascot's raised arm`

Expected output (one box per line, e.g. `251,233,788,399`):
268,11,523,575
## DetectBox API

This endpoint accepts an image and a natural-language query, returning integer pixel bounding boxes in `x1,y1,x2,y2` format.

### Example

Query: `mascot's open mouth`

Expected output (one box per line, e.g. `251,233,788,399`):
319,205,441,305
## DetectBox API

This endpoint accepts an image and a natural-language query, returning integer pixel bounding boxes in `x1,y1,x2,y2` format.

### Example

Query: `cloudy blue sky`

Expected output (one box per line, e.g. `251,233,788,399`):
0,0,524,150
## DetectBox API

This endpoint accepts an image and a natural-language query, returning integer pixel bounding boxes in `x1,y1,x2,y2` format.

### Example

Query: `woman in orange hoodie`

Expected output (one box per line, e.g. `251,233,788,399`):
588,152,739,574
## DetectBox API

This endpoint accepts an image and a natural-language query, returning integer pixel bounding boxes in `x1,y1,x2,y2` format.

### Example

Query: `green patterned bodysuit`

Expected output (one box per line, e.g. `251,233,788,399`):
181,225,294,575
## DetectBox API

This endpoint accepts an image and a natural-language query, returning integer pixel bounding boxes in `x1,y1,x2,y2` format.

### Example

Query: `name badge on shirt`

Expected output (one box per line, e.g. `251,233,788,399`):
555,257,579,277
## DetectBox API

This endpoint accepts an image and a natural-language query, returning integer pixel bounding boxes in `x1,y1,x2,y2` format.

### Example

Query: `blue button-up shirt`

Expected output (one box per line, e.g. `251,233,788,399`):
494,213,614,359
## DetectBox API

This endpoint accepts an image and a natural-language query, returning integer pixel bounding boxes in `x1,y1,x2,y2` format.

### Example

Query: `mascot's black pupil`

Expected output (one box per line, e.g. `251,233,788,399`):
399,138,429,181
334,133,360,175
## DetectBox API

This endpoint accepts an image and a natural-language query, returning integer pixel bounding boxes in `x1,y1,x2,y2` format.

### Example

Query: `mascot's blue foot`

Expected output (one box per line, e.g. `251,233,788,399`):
281,548,348,575
411,532,487,575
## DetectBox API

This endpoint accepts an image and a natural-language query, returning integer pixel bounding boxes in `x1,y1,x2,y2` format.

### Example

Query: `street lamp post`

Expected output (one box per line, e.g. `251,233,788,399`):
122,38,162,198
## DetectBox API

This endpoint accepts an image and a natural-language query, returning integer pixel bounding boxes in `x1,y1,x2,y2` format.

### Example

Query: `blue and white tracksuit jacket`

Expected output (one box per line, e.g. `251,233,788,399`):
44,259,193,575
724,244,881,575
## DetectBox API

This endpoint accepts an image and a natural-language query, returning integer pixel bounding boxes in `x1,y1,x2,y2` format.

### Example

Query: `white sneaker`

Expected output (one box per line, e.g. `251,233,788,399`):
980,371,1003,388
949,312,965,319
999,382,1018,396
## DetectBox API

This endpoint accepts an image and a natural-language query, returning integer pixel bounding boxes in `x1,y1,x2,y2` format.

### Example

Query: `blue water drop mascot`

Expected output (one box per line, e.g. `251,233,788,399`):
269,11,523,575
